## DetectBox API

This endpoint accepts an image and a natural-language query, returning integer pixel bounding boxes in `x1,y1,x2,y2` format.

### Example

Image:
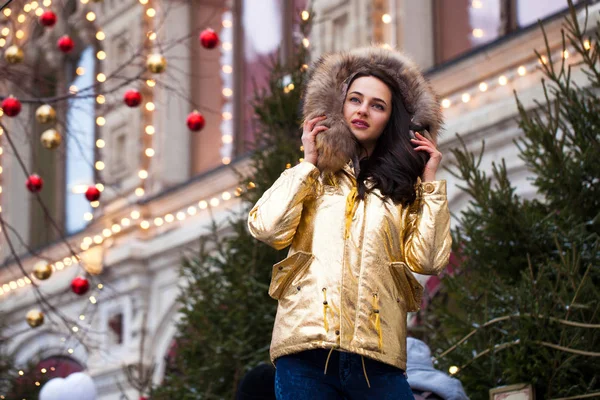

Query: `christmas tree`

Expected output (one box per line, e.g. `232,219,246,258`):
151,25,310,400
424,2,599,399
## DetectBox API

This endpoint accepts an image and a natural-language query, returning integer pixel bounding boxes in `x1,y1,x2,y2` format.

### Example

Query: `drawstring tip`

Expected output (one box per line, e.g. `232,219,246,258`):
361,356,371,388
324,347,335,375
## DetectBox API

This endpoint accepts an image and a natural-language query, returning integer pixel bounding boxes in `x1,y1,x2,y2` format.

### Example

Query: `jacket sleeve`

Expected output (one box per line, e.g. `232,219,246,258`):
402,180,452,275
248,162,319,250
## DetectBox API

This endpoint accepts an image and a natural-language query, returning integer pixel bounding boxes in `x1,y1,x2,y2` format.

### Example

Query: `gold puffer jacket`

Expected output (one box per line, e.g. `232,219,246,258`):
248,161,451,371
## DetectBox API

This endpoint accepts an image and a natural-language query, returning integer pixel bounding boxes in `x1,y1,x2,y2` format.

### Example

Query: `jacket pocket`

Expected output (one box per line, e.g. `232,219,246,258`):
269,251,314,300
389,262,423,312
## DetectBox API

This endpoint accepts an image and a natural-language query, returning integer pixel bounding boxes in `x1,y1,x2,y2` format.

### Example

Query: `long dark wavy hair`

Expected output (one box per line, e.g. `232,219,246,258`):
350,70,429,206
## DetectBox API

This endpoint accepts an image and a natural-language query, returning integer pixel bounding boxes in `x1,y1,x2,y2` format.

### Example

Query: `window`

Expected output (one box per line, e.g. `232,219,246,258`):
516,0,577,27
434,0,577,65
241,0,283,148
108,312,124,345
65,46,96,234
237,0,307,154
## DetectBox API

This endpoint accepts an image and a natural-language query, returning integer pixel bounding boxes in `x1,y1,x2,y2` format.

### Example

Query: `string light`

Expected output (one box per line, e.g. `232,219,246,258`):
479,82,488,92
472,29,484,38
498,75,508,86
86,11,96,21
518,66,527,76
96,31,105,40
382,14,392,24
461,93,470,103
301,10,309,21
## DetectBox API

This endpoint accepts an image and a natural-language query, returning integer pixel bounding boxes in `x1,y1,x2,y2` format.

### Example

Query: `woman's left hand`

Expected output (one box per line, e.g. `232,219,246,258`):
411,132,442,182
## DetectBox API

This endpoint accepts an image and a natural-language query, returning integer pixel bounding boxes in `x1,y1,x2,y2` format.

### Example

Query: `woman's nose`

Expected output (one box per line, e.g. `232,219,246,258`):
357,104,368,116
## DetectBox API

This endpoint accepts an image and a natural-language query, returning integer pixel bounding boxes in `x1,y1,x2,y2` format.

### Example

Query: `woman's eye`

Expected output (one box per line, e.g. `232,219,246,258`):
373,104,384,111
349,97,360,103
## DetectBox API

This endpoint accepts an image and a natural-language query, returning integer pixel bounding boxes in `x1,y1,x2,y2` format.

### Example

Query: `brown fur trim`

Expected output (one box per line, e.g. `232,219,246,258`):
303,46,443,174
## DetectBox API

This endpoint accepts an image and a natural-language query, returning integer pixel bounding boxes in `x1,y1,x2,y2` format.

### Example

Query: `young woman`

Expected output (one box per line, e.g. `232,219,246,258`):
248,46,451,400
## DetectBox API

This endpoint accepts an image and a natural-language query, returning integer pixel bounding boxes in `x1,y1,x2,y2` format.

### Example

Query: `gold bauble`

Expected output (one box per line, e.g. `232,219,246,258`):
146,54,167,73
4,45,24,64
40,129,62,150
26,309,44,328
35,104,57,124
33,260,53,280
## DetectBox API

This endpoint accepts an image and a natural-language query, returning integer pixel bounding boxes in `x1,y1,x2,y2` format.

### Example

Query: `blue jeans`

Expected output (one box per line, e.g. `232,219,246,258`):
275,349,415,400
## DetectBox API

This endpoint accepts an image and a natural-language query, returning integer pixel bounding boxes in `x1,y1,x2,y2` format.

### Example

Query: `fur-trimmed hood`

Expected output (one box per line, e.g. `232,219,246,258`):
303,46,443,174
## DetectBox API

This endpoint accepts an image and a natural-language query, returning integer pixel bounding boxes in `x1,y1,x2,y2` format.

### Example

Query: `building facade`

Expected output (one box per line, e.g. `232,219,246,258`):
0,0,596,398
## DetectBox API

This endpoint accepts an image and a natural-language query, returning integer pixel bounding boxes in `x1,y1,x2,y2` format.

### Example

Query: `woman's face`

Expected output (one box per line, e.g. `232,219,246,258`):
343,75,392,156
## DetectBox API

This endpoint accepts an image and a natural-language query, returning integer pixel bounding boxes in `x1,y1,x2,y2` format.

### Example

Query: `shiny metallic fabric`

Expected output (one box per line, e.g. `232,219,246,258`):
248,162,451,370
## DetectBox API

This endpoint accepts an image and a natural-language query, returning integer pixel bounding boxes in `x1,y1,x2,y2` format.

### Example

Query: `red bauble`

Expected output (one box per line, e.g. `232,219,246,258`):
26,174,43,193
199,29,219,49
123,90,142,107
57,35,75,53
39,10,57,27
71,276,90,295
186,111,205,131
85,186,101,202
1,97,22,117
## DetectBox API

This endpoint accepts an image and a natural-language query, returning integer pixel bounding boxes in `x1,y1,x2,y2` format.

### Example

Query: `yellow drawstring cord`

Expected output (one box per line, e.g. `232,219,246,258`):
344,186,358,239
372,294,383,350
361,356,371,388
324,347,335,375
322,288,329,332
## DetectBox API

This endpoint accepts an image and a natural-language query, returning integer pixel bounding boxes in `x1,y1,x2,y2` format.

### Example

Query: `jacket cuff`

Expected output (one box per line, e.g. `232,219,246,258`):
292,161,320,183
419,180,446,196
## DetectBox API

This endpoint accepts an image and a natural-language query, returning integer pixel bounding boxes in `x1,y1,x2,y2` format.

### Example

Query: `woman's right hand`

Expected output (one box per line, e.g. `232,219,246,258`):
302,115,328,167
